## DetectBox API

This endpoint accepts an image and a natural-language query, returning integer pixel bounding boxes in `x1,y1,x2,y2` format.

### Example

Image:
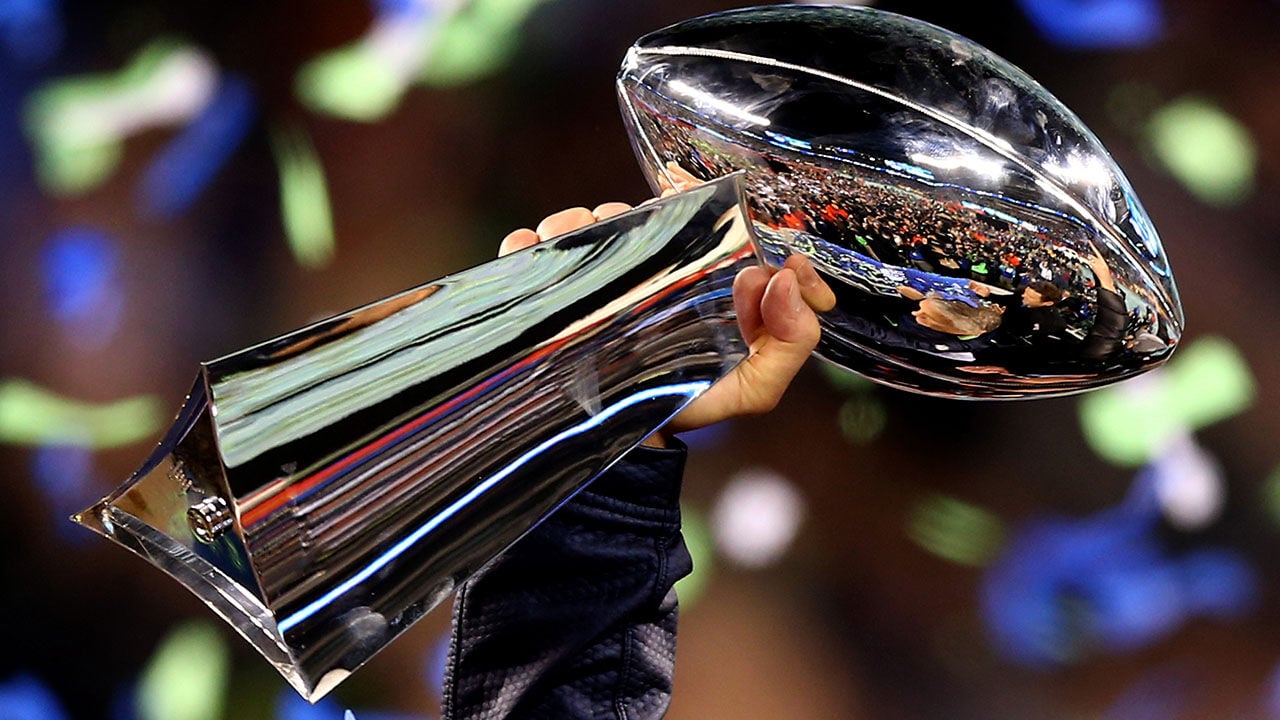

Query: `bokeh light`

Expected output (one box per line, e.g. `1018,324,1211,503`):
710,467,806,569
0,0,62,64
1147,433,1222,530
30,443,96,541
837,394,887,444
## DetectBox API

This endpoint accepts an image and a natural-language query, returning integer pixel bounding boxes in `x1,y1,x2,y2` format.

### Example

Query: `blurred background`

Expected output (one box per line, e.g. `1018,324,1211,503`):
0,0,1277,717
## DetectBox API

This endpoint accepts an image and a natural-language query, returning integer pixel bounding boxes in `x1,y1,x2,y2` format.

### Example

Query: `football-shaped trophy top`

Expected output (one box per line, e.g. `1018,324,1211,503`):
619,4,1183,398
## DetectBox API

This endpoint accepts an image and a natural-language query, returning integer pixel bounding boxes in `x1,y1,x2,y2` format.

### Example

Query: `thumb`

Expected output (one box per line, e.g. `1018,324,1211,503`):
730,268,822,414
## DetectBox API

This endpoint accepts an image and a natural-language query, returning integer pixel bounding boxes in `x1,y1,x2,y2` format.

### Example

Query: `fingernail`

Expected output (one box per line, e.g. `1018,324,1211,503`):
785,271,804,313
796,258,821,288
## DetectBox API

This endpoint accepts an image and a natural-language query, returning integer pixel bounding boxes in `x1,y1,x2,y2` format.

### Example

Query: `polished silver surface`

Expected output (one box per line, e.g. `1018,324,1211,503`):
618,4,1183,398
73,176,757,701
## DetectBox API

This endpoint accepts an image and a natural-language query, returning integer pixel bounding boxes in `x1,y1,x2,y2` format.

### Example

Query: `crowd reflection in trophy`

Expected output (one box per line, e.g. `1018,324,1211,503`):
637,110,1177,389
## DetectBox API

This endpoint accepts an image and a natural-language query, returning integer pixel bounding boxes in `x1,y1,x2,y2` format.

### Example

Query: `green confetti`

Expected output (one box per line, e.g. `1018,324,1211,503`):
25,39,196,194
295,45,406,122
1165,336,1255,430
419,0,554,87
906,494,1005,567
271,126,336,270
838,395,887,444
1079,336,1254,466
0,379,163,449
136,621,230,720
1146,96,1257,206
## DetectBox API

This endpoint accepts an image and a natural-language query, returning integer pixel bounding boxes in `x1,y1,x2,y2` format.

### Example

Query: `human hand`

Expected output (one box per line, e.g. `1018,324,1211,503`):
501,200,836,448
655,161,704,196
1086,245,1117,292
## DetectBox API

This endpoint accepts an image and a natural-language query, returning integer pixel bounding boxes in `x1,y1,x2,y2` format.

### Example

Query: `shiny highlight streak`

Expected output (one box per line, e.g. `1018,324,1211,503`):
277,381,712,634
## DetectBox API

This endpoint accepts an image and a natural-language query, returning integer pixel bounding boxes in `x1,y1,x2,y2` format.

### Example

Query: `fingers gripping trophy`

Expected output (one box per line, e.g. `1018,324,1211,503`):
74,5,1182,703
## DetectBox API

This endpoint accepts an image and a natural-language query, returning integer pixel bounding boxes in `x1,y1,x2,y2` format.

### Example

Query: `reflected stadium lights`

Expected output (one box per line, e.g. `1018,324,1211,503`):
1043,152,1113,189
711,468,805,569
908,151,1003,181
668,79,771,127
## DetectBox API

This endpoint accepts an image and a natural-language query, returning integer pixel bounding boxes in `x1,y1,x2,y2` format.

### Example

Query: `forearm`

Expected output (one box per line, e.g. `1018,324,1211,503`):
443,442,692,720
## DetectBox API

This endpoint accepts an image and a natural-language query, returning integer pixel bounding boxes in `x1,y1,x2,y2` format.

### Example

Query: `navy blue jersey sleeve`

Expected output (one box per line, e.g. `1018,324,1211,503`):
442,442,692,720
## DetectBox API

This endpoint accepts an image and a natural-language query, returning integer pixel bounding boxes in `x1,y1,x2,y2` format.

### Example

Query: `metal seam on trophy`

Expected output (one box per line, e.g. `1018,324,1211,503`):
73,4,1182,703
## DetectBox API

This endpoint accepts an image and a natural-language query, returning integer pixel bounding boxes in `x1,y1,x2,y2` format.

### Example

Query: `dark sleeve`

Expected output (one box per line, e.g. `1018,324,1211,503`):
442,441,692,720
1081,288,1127,361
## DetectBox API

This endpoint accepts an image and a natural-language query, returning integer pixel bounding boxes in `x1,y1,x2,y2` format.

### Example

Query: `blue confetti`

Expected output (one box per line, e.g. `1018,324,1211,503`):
0,0,62,64
31,443,96,542
0,674,69,720
1017,0,1163,49
40,226,121,330
138,75,255,218
981,462,1258,666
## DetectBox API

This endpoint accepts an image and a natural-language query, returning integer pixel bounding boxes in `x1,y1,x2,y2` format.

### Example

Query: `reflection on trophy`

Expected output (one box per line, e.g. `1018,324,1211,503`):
74,5,1182,702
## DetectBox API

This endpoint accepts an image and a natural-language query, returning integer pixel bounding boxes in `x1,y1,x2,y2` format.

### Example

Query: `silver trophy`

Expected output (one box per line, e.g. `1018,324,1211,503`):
74,5,1182,702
